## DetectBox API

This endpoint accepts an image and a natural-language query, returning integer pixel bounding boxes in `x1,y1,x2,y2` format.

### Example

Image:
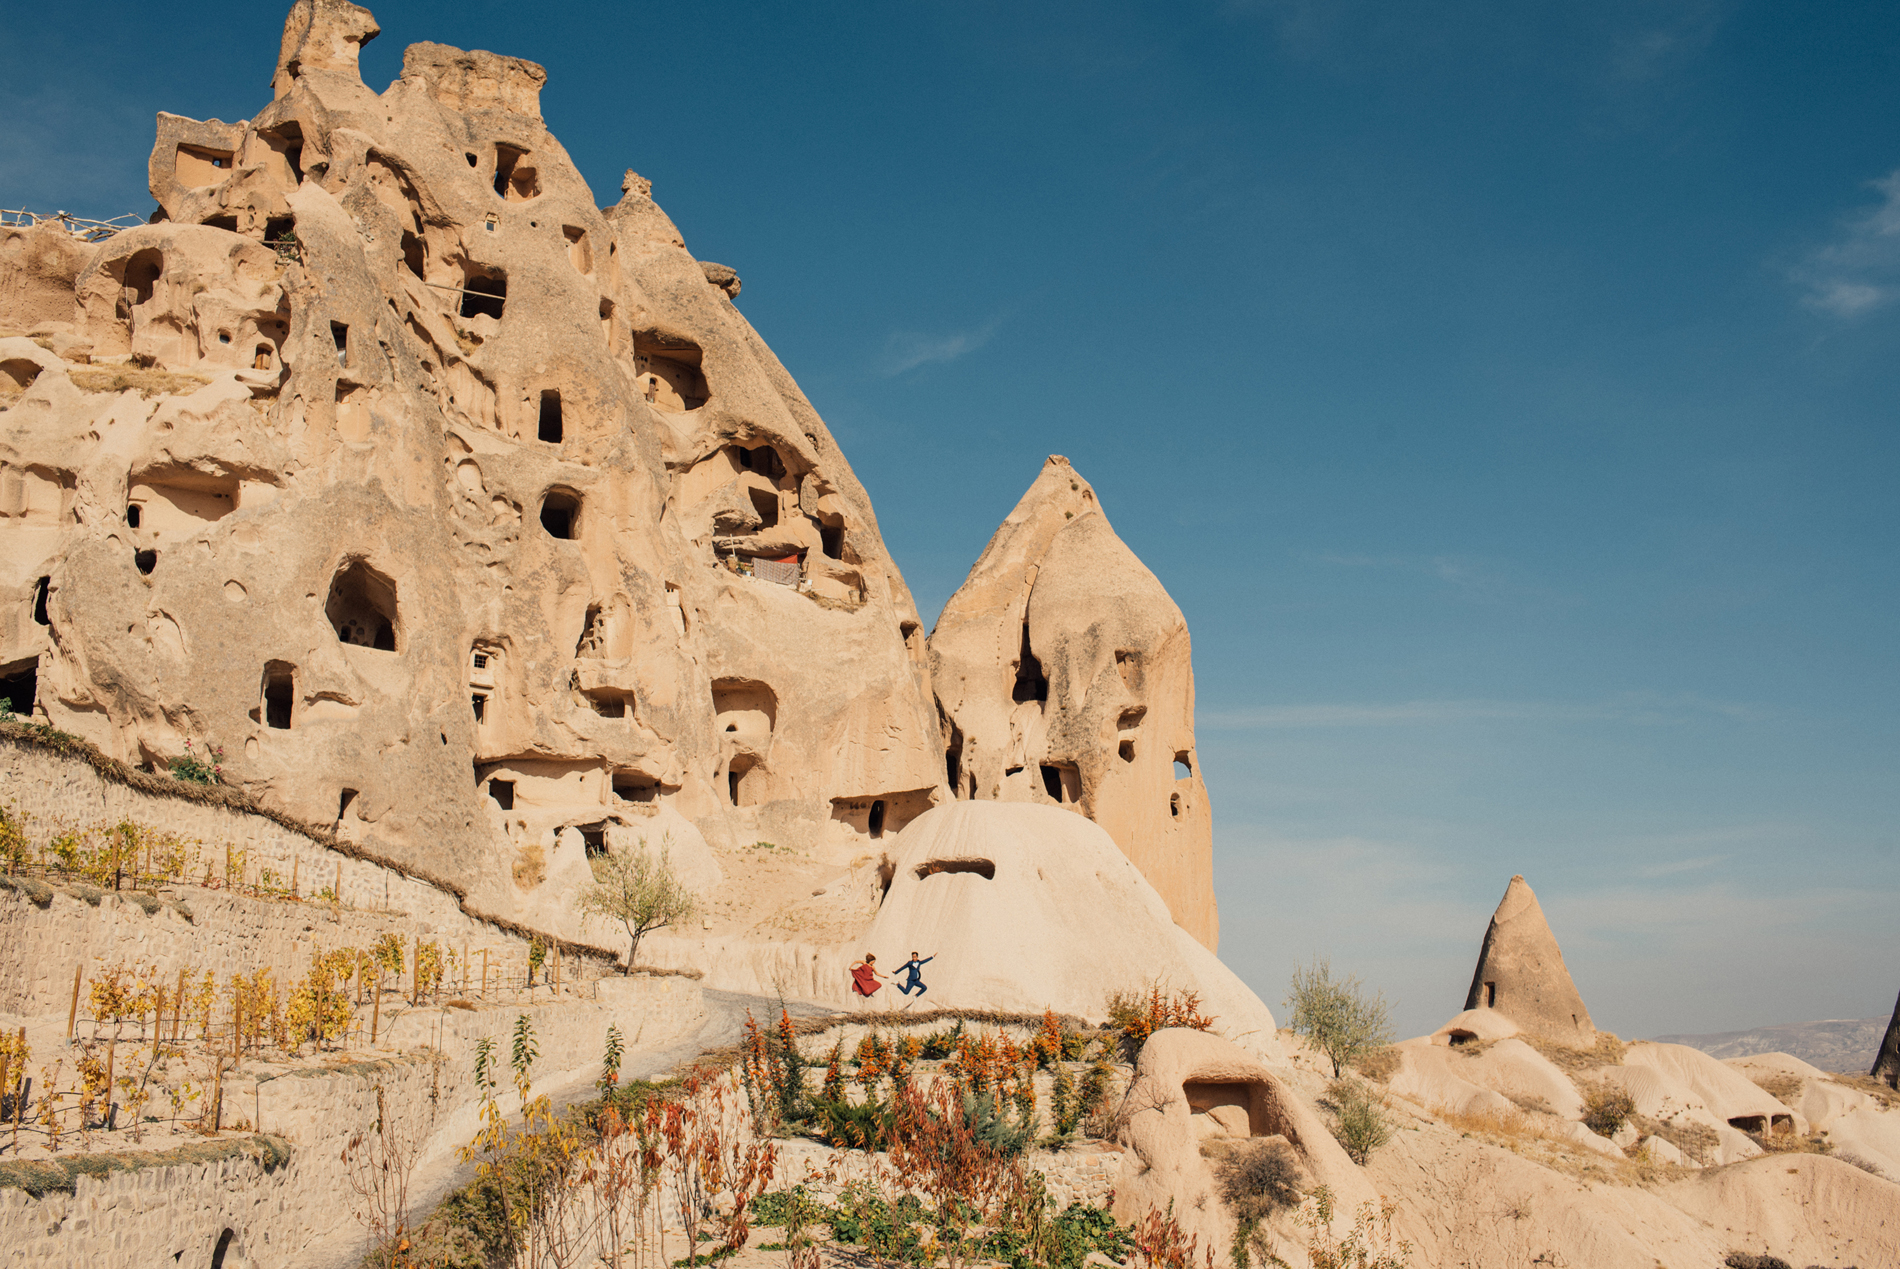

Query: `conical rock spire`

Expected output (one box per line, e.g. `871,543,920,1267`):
1463,875,1595,1043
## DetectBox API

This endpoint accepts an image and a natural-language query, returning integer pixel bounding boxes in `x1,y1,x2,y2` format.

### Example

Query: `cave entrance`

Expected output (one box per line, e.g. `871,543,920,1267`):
326,560,399,651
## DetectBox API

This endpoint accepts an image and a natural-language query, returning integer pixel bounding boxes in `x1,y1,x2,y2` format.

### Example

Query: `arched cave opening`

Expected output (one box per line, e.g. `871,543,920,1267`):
326,560,399,651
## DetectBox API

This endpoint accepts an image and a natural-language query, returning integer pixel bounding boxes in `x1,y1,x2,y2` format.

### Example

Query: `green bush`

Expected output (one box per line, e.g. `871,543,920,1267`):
1285,958,1394,1078
1326,1078,1393,1165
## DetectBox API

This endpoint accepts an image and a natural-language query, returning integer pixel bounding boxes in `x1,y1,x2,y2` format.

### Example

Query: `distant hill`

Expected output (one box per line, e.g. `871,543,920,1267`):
1650,1017,1885,1072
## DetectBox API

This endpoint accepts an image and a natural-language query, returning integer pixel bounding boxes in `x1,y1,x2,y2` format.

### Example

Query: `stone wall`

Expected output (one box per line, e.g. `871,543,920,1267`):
0,979,707,1268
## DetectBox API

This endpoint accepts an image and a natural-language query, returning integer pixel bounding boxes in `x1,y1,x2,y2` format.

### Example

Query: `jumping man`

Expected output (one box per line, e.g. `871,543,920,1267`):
896,951,934,1005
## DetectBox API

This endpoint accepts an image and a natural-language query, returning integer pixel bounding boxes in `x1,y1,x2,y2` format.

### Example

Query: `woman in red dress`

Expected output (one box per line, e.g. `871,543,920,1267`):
848,953,885,1008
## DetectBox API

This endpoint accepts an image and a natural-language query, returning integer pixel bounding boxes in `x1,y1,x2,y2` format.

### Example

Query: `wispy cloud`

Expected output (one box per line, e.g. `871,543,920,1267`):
1609,1,1725,84
878,317,1003,377
1792,170,1900,317
1200,692,1760,731
1305,550,1576,607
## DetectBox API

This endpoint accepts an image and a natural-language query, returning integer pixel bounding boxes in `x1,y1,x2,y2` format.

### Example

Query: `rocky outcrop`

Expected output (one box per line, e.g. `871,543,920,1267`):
928,456,1217,949
860,801,1277,1051
1873,988,1900,1089
0,0,946,944
1463,874,1596,1045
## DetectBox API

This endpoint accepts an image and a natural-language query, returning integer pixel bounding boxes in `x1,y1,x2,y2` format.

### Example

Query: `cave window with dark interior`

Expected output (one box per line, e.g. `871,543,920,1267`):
134,548,157,575
821,524,845,559
613,773,657,803
401,232,426,280
0,658,37,718
540,489,579,540
254,344,274,370
591,694,626,718
727,754,761,807
915,858,996,880
32,576,50,625
869,799,886,838
946,725,963,796
331,322,349,368
326,559,400,651
1011,624,1048,703
472,693,487,722
1169,791,1182,818
746,485,779,528
124,248,162,308
580,828,605,857
460,271,507,320
492,144,537,200
262,662,294,729
537,390,563,443
1040,766,1063,801
339,788,358,822
1119,740,1136,763
264,217,295,249
489,778,515,811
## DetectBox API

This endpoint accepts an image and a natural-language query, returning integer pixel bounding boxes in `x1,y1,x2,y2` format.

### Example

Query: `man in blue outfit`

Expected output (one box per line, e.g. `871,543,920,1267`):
896,951,934,1005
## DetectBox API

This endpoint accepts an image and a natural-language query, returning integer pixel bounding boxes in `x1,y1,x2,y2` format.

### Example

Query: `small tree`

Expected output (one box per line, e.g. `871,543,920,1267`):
578,836,696,974
1284,958,1393,1078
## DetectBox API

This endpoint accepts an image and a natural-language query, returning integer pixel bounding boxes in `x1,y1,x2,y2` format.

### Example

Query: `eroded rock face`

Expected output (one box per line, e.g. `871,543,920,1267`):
1463,874,1596,1045
0,0,944,939
928,456,1217,949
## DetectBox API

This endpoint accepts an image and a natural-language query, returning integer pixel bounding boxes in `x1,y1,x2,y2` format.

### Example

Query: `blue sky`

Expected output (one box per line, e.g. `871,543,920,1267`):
6,1,1897,1042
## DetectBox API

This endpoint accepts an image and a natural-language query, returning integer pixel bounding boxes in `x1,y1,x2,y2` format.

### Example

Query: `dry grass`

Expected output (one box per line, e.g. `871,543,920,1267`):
1637,1115,1718,1166
1429,1101,1686,1187
1746,1071,1804,1104
1352,1044,1401,1083
1523,1031,1626,1072
1747,1128,1832,1156
68,367,210,397
1823,1072,1895,1109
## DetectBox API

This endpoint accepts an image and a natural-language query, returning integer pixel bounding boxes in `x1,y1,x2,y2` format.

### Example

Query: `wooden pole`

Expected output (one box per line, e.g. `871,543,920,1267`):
103,1039,115,1130
174,968,186,1043
481,949,489,1000
371,968,381,1045
291,856,298,899
334,859,342,903
67,966,81,1040
462,940,468,997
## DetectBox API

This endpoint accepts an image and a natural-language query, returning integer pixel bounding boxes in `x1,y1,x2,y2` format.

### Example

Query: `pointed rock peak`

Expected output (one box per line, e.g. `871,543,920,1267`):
274,0,379,97
1463,874,1596,1043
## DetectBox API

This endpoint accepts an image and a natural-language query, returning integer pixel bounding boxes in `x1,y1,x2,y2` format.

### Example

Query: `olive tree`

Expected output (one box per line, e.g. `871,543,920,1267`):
1284,957,1393,1077
578,836,697,973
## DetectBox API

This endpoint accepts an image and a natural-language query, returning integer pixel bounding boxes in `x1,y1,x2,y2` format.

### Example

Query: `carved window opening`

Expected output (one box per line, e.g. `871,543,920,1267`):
563,226,591,274
728,754,762,807
489,778,515,810
1011,624,1048,703
471,693,487,722
580,828,606,857
869,799,887,839
124,249,163,308
1484,982,1497,1008
540,489,579,540
326,559,399,651
401,232,426,281
821,523,845,560
0,657,37,717
537,390,563,443
331,322,349,368
262,662,295,729
465,152,478,167
262,124,303,185
492,145,538,200
915,858,995,881
945,723,963,796
338,788,358,821
613,772,658,803
32,576,50,626
1115,649,1139,688
459,269,507,320
134,548,158,575
175,143,234,188
633,332,708,411
589,692,628,719
1118,740,1136,763
1040,763,1080,803
1,359,41,391
1174,752,1192,780
253,344,274,370
1169,791,1182,818
124,502,141,529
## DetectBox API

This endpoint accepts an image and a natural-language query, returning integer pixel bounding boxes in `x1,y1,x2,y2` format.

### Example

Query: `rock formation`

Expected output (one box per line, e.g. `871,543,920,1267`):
861,801,1275,1053
1463,873,1596,1044
1873,987,1900,1090
928,456,1218,949
0,0,949,945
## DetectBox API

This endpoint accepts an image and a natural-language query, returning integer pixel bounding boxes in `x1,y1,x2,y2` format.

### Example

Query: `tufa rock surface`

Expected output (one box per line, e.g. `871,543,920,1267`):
1,0,948,945
928,456,1218,949
1463,873,1596,1044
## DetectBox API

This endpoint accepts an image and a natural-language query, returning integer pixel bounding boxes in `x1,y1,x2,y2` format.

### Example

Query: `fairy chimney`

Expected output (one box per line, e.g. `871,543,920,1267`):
1463,875,1596,1044
928,456,1218,950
